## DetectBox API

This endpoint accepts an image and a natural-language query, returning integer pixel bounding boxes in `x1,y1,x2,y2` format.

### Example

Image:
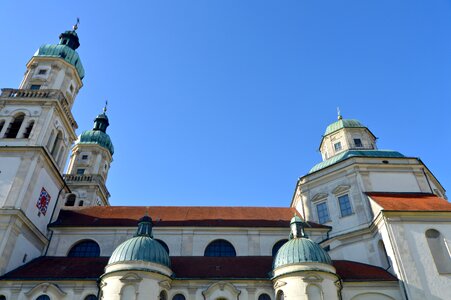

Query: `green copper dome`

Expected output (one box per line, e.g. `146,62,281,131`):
108,216,171,267
273,215,332,268
34,44,85,79
324,118,366,136
78,109,114,155
34,28,84,79
79,130,114,155
273,238,332,268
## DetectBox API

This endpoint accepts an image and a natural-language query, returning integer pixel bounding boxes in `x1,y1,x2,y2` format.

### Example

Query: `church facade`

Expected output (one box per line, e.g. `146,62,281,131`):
0,25,450,300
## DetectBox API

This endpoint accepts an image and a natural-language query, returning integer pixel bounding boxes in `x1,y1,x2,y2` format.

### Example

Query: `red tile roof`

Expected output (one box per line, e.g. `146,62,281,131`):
0,257,108,280
367,192,451,212
1,256,396,282
333,260,397,282
51,206,329,228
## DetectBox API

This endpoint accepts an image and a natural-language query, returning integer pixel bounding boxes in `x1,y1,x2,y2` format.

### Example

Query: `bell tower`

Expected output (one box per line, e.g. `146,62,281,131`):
64,106,114,207
0,22,84,275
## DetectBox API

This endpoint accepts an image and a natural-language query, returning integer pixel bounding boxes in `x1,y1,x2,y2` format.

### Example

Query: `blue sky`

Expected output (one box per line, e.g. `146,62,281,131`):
1,1,450,206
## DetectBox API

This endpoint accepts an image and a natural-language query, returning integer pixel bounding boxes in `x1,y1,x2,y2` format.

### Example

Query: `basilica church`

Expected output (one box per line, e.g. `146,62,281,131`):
0,24,450,300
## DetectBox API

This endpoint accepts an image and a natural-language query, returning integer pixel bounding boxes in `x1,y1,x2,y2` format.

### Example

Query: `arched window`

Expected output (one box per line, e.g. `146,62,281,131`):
84,295,97,300
22,120,34,138
204,239,236,257
46,130,55,150
159,291,168,300
36,296,50,300
258,294,271,300
65,194,76,206
172,294,186,300
5,113,25,138
425,229,451,273
0,120,5,135
68,240,100,257
306,284,322,300
272,239,288,257
56,145,65,166
378,240,390,269
276,290,284,300
50,131,63,157
0,295,6,300
121,286,135,299
155,239,170,255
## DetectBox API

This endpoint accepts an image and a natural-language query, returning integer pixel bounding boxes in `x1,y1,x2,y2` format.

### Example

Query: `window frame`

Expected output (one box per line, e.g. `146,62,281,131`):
334,141,342,152
316,201,330,224
337,193,353,218
67,240,100,257
204,239,237,257
353,138,363,148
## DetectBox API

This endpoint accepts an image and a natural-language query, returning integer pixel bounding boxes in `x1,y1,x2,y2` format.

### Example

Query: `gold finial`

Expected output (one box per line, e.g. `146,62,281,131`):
145,206,149,216
337,107,342,120
103,100,108,113
73,18,80,31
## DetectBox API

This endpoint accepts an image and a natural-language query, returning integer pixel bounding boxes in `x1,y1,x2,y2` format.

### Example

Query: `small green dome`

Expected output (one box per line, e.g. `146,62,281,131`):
78,130,114,155
108,216,171,267
78,108,114,155
324,118,366,136
273,238,332,268
108,236,170,267
273,215,332,269
34,44,85,79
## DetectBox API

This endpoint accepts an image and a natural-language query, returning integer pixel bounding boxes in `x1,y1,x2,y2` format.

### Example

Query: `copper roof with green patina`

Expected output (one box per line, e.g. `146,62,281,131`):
308,150,405,174
78,130,114,155
108,236,170,267
108,216,170,267
34,44,85,79
273,237,332,268
324,119,365,136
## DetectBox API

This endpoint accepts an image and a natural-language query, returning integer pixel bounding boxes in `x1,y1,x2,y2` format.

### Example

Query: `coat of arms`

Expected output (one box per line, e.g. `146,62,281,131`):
36,187,51,216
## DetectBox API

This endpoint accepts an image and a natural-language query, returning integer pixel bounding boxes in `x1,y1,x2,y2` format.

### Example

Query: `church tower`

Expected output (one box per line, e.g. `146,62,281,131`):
64,107,114,207
0,22,84,275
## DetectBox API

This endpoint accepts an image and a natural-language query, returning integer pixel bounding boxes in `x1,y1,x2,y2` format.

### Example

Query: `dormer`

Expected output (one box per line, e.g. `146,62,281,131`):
319,115,377,160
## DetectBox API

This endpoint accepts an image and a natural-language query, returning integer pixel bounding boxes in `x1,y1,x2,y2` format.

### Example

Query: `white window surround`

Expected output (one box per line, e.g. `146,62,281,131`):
332,185,351,195
311,193,328,203
33,66,51,79
337,194,354,218
316,201,331,224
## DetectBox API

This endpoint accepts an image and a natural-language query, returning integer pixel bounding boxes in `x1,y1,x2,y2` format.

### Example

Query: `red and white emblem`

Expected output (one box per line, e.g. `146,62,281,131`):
36,187,51,216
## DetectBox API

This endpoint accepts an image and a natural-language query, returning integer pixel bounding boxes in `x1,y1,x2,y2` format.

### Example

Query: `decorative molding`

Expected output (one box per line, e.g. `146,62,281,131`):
302,273,324,283
273,280,287,289
202,281,241,299
159,280,172,290
311,193,328,202
119,272,143,284
25,282,67,297
332,185,351,195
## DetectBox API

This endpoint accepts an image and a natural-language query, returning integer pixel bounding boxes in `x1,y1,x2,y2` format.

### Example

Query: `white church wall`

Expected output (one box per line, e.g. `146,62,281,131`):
385,219,451,300
5,233,41,275
341,282,403,300
368,172,420,192
48,227,299,258
25,168,60,234
0,157,21,206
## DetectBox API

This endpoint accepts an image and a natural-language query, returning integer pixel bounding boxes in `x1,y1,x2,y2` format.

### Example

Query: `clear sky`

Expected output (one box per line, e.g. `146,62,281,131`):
1,1,450,206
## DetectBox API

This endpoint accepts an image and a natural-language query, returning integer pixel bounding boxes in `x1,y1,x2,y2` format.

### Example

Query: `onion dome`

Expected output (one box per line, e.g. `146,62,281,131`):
78,107,114,155
273,215,332,268
108,215,170,267
33,20,84,79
